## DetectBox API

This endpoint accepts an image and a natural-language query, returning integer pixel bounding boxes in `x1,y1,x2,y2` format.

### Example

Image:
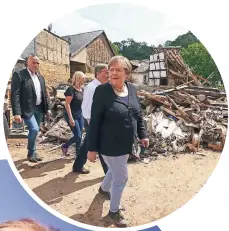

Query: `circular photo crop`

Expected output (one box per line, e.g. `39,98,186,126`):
4,3,227,228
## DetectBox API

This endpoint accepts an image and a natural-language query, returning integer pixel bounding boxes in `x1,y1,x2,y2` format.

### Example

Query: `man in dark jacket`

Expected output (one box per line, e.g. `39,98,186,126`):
3,113,9,140
11,54,51,162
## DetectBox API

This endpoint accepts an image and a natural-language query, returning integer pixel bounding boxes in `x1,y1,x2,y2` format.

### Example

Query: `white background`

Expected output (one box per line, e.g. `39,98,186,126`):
0,0,228,231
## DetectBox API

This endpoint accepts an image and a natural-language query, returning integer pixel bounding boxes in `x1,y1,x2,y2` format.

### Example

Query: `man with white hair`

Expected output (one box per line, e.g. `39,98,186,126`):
72,63,109,175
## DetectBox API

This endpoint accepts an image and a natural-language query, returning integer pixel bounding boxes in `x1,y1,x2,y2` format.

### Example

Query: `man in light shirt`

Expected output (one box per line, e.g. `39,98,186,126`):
72,63,109,174
11,54,51,163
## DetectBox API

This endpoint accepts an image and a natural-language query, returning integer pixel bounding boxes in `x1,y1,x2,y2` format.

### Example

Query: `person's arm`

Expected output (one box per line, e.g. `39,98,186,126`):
137,98,149,148
65,97,74,123
64,88,75,126
81,85,95,122
132,85,148,143
88,86,105,152
3,113,9,140
11,72,22,123
137,100,147,140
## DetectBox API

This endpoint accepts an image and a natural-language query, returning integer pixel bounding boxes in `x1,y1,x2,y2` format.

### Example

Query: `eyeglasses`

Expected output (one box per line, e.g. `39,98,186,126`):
99,70,108,74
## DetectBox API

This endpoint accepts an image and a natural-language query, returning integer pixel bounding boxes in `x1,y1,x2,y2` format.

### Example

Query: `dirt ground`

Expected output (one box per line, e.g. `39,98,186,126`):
8,138,221,228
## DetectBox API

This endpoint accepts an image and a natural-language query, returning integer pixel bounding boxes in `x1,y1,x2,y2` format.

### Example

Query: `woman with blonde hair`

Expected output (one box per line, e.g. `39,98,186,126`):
87,56,149,227
61,71,85,157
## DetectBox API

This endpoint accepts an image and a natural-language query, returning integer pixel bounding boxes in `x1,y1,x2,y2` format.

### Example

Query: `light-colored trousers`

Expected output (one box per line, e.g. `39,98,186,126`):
100,154,129,213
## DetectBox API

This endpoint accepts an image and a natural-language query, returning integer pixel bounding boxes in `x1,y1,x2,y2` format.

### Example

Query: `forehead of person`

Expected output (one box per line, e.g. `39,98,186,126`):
27,55,39,65
0,220,53,231
108,56,132,85
26,55,39,72
1,228,33,231
95,64,108,83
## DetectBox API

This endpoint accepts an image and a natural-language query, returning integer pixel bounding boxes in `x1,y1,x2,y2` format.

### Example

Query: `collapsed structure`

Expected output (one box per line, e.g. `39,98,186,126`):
148,46,204,87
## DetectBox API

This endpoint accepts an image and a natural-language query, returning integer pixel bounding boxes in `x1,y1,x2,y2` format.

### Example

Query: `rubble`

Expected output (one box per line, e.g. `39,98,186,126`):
37,79,227,162
137,83,227,159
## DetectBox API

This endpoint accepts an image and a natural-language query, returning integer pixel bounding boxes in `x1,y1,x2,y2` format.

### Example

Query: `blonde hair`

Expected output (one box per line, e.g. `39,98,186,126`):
108,56,132,76
71,71,85,86
0,219,58,231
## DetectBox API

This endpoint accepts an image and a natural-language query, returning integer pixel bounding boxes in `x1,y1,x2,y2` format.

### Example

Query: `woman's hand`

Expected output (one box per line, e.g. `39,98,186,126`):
69,118,75,127
141,138,149,148
87,151,97,162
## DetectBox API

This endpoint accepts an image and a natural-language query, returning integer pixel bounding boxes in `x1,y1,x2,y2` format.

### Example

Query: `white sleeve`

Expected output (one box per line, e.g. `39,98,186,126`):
81,85,95,120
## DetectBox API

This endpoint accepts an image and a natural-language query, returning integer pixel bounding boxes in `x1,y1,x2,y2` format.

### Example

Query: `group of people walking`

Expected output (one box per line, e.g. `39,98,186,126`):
10,54,149,227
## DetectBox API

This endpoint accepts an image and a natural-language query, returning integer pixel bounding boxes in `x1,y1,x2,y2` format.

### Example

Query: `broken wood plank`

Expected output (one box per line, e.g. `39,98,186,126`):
158,84,191,94
169,69,186,79
184,89,226,97
194,74,209,83
187,86,222,92
48,144,62,152
137,91,171,107
166,95,190,119
160,106,199,128
182,92,201,104
208,101,228,107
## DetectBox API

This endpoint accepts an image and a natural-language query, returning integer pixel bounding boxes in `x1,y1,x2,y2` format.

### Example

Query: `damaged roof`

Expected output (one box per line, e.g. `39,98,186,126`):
131,59,149,73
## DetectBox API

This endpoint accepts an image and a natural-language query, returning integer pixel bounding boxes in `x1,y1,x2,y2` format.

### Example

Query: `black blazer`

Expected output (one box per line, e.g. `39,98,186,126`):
11,68,50,119
88,81,147,156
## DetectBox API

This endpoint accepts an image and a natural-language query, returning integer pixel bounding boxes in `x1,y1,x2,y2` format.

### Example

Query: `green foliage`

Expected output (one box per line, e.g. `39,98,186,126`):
181,42,223,87
110,41,120,55
164,31,199,48
111,31,223,88
113,38,152,60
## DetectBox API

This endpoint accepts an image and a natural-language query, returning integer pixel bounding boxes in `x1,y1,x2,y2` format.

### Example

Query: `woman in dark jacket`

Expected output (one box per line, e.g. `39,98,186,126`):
87,56,149,227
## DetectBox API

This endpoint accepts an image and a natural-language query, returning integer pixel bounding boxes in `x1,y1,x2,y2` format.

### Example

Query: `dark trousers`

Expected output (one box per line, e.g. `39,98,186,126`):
3,113,9,140
73,118,108,174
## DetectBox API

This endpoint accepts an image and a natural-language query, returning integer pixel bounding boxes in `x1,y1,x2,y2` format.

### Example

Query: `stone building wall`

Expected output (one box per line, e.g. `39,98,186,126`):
35,30,70,87
86,34,114,72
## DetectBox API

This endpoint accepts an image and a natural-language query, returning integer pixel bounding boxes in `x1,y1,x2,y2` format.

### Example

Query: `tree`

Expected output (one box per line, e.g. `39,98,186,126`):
113,38,152,60
164,40,173,47
110,42,120,55
181,42,222,87
169,31,199,48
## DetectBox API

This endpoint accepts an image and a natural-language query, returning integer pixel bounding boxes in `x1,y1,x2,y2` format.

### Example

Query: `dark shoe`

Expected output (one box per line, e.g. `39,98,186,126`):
35,153,42,161
28,156,37,163
108,210,128,228
73,167,90,174
99,186,110,200
61,144,69,156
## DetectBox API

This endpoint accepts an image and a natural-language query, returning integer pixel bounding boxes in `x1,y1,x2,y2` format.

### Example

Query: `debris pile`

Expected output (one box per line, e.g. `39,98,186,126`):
137,83,227,158
35,80,227,161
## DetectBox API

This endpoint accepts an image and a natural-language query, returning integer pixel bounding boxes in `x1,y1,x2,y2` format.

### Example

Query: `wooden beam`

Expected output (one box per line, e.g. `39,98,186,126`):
160,106,199,128
187,86,221,92
184,89,226,97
